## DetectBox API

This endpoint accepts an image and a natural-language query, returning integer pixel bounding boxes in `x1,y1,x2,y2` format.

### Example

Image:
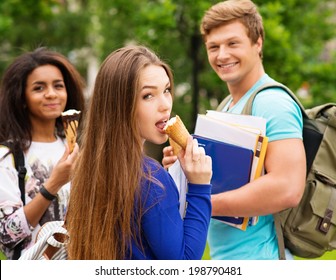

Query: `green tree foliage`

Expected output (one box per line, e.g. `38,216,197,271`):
1,0,335,126
256,0,336,107
0,0,90,73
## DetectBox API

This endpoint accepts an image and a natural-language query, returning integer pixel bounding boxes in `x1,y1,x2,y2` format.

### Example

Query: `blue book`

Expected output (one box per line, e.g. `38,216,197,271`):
193,135,253,226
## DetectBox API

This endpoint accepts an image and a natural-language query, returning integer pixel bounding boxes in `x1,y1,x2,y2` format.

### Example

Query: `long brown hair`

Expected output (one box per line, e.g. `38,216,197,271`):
66,45,174,259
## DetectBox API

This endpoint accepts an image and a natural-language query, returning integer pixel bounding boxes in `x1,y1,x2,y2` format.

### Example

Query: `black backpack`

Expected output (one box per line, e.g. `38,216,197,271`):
0,142,27,260
218,82,336,259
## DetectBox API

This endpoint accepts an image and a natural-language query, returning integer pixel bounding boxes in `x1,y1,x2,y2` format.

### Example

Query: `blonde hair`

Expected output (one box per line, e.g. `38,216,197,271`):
200,0,264,58
66,46,174,259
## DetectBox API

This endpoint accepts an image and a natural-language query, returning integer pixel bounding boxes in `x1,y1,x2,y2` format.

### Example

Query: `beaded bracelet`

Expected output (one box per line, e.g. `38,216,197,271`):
39,185,56,201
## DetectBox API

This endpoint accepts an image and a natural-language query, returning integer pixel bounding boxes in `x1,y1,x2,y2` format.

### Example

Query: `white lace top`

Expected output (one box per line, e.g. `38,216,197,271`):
0,137,70,259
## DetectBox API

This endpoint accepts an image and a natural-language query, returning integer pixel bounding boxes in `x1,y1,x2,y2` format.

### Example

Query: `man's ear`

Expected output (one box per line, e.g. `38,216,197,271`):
256,36,263,58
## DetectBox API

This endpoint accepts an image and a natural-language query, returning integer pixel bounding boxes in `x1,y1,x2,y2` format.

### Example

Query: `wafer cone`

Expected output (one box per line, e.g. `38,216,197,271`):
61,109,81,153
164,115,190,150
169,137,183,156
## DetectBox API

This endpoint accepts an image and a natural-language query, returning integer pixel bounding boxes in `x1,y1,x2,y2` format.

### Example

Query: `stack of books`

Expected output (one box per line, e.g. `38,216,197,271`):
169,110,268,230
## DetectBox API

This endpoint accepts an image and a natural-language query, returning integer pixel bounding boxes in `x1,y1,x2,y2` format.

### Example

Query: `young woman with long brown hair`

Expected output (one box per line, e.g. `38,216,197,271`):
66,45,212,260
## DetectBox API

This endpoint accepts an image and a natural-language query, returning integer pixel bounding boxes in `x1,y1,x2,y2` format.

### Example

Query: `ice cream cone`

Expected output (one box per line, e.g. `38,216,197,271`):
164,115,190,150
169,137,183,156
61,109,81,153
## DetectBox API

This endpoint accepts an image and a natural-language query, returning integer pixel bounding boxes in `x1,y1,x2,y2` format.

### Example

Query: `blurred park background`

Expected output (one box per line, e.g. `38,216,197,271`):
1,0,336,260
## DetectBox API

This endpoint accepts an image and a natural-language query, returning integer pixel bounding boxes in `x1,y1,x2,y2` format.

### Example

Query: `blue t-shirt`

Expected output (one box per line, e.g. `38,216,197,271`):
130,157,212,260
208,74,303,260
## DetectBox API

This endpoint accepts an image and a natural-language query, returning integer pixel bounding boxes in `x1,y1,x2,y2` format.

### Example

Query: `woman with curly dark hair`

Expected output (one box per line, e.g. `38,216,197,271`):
0,47,85,259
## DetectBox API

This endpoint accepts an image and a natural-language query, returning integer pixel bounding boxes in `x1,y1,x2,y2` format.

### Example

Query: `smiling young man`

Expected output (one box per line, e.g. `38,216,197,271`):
199,0,306,259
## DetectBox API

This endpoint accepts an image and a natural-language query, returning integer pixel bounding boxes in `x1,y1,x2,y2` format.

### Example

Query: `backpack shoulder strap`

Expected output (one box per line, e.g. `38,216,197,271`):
274,214,286,260
0,142,26,205
241,82,308,119
216,94,232,112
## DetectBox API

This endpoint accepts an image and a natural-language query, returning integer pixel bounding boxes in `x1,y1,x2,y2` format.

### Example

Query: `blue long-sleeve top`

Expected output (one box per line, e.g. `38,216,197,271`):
130,157,212,260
